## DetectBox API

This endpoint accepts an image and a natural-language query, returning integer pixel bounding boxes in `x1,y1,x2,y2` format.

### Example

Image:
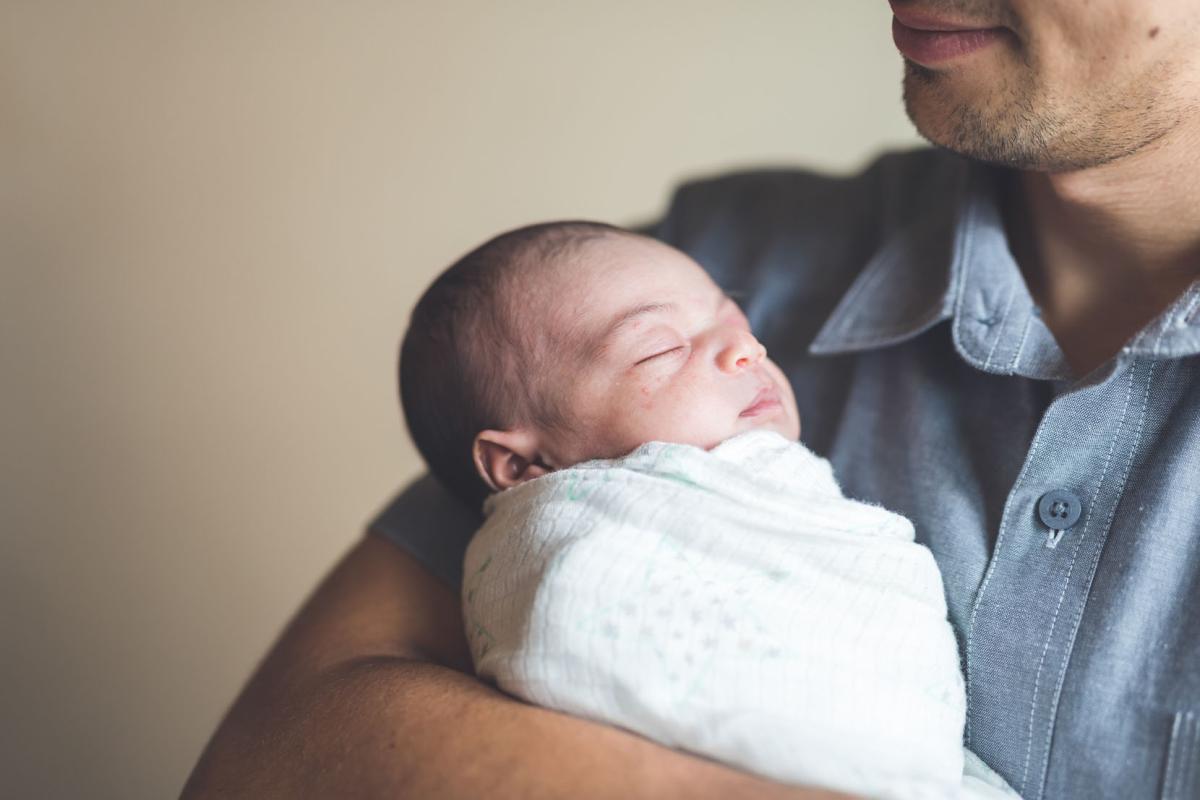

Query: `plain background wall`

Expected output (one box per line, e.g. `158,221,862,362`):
2,3,922,797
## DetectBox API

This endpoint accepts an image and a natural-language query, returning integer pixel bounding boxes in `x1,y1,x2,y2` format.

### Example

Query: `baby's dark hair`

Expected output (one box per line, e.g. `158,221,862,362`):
399,220,628,512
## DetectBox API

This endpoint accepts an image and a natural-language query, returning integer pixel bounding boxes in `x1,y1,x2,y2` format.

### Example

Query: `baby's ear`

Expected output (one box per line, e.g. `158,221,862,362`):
473,429,553,493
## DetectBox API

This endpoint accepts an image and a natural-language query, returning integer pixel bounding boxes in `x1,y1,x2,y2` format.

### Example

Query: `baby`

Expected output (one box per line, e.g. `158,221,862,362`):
400,221,1014,800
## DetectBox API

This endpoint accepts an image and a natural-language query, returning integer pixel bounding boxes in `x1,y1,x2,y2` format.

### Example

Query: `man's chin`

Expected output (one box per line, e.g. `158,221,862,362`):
901,63,1113,172
902,67,969,151
904,80,1032,169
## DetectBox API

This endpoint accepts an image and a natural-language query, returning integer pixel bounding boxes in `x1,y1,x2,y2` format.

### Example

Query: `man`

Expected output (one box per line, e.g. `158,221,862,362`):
184,1,1200,797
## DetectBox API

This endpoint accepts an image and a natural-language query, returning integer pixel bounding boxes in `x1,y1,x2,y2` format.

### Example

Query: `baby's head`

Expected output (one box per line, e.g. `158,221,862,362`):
400,221,800,510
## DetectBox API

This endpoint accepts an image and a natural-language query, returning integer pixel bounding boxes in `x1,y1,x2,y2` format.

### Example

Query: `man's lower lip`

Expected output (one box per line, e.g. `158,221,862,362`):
891,17,1004,66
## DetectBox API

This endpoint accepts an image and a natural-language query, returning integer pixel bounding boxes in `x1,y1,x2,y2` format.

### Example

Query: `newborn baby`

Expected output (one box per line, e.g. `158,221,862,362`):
399,222,1014,800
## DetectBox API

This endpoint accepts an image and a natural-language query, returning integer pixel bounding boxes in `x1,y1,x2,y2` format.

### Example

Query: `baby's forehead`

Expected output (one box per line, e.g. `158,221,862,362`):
504,231,714,336
573,288,725,353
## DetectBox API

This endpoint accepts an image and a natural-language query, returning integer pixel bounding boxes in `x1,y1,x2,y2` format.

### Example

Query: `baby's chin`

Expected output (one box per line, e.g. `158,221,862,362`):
733,407,801,443
764,417,802,442
739,398,796,441
784,405,802,440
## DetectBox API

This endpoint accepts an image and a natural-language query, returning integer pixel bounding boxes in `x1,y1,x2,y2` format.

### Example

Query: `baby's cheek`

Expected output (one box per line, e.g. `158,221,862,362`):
640,390,663,412
636,374,671,410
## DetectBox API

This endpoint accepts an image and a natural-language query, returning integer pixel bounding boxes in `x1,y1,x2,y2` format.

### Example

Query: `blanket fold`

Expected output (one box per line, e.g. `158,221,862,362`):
463,431,1009,800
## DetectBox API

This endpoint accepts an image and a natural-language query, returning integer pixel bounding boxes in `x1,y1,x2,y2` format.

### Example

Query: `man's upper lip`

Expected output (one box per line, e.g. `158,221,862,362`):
889,4,997,32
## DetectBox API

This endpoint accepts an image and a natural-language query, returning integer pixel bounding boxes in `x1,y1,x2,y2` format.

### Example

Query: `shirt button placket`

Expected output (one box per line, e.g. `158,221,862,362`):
966,355,1158,800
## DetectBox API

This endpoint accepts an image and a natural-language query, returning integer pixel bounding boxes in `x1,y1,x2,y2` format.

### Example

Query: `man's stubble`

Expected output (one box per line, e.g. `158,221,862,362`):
902,50,1184,173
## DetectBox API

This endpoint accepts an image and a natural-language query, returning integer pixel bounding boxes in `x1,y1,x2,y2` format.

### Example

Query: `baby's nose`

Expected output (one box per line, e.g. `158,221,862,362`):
716,329,766,373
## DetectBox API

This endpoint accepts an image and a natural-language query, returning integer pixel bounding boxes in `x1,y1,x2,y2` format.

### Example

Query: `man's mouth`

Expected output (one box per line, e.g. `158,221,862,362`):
740,387,782,418
889,4,1007,67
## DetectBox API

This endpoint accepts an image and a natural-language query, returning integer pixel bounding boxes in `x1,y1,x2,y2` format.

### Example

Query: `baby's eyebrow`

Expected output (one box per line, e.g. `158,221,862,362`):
608,302,676,334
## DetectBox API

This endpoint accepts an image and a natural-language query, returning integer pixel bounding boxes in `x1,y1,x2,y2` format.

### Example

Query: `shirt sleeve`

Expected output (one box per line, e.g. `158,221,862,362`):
368,472,482,590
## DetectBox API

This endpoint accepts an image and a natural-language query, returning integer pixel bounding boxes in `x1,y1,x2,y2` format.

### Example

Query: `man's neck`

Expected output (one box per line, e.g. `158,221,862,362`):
1003,119,1200,378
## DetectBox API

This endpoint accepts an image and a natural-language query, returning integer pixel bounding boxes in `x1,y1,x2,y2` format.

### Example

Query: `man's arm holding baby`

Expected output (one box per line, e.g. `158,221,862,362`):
182,533,852,799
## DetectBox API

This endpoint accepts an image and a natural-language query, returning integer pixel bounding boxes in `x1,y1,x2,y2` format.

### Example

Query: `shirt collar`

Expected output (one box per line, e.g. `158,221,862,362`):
1123,281,1200,359
808,158,1200,380
805,174,961,358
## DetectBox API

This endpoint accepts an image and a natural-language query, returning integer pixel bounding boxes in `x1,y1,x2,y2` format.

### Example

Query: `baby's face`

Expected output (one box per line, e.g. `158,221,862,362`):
530,235,800,466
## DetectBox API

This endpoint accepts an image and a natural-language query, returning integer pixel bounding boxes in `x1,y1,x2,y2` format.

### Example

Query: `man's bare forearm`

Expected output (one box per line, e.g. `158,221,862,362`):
183,655,852,799
182,536,851,798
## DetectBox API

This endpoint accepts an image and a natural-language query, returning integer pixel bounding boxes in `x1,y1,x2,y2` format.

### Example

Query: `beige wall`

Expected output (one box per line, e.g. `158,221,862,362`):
1,3,920,797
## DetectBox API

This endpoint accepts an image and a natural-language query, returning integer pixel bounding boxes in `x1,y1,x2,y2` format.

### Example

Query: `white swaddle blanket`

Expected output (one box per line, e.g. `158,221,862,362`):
463,430,1014,799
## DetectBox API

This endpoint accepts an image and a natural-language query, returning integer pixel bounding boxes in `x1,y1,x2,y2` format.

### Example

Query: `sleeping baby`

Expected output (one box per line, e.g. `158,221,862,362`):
399,221,1015,800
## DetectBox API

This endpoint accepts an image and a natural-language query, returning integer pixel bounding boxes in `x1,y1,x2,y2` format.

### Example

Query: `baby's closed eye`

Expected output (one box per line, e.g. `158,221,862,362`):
635,344,687,366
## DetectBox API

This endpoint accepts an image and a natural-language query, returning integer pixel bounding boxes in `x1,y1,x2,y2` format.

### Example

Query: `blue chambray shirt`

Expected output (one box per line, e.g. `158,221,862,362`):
371,149,1200,799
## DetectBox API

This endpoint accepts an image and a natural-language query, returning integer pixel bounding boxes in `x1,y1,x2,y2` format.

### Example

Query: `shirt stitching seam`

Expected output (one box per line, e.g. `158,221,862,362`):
982,284,1018,371
1165,712,1185,799
1180,287,1200,326
1156,297,1188,357
951,180,979,377
1017,363,1137,796
1033,350,1159,799
965,405,1043,748
1182,712,1198,798
1007,312,1034,374
961,184,996,747
812,305,949,348
833,244,897,335
1126,283,1200,354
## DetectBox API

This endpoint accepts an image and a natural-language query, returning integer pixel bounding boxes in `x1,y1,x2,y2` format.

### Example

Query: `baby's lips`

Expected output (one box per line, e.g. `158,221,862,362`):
740,386,782,417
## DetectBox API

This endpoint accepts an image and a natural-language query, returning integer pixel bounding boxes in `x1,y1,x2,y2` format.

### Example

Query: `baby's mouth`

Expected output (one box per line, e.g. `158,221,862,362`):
740,387,782,418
